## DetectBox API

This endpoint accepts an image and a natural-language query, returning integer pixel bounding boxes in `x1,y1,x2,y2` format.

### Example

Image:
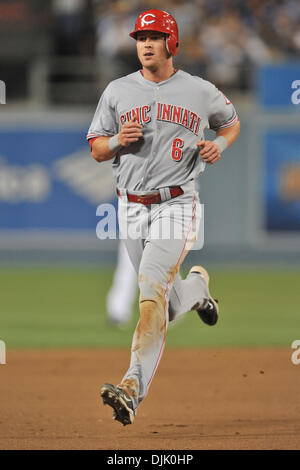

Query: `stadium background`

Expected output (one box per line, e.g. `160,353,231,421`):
0,0,300,450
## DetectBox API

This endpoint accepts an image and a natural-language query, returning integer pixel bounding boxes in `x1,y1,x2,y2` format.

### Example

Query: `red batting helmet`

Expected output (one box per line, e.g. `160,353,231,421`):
129,9,179,56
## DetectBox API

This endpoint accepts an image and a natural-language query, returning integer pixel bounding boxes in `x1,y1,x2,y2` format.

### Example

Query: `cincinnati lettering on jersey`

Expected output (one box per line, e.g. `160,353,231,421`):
120,103,201,135
120,106,151,125
157,103,201,135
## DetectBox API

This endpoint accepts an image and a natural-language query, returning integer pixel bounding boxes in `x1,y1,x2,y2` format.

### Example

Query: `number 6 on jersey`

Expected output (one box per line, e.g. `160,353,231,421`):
171,138,184,161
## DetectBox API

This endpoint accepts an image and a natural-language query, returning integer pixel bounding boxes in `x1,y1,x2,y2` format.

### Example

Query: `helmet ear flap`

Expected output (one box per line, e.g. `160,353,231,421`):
166,36,179,56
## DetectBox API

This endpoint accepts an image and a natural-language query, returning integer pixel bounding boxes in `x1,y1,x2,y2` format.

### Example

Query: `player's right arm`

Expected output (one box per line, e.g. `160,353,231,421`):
90,136,117,162
91,116,143,162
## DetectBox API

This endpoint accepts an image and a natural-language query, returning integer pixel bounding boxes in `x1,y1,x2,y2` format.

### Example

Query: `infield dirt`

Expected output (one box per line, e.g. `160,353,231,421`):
0,348,299,450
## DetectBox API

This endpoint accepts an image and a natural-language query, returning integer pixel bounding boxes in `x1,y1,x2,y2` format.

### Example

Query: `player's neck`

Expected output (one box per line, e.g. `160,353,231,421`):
141,62,176,83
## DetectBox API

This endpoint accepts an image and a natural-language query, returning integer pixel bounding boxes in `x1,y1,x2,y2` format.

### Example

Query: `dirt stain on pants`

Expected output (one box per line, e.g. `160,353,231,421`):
119,285,167,407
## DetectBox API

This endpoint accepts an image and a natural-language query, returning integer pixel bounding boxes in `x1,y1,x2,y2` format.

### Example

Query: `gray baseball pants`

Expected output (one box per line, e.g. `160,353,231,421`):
117,181,210,410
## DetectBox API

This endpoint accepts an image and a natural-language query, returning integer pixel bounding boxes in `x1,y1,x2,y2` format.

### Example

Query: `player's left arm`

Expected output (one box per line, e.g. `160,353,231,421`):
197,119,240,165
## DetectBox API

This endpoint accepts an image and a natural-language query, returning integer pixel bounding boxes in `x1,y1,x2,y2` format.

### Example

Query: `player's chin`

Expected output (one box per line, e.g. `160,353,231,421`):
141,57,157,67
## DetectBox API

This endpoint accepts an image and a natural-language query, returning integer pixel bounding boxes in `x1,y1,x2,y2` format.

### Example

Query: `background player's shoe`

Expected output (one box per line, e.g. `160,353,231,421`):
190,266,219,326
100,383,135,426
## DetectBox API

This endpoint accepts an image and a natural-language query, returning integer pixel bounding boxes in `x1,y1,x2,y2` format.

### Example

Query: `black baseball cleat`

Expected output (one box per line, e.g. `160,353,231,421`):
100,383,135,426
190,265,219,326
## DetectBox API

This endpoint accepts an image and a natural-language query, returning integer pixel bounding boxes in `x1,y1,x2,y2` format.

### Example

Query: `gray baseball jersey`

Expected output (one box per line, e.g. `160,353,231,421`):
87,69,238,192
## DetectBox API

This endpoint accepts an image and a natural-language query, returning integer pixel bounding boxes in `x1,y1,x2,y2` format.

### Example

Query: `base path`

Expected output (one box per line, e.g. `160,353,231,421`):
0,348,299,450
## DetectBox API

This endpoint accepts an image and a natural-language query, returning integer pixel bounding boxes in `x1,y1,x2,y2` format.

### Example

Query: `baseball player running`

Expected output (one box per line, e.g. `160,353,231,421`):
87,9,240,426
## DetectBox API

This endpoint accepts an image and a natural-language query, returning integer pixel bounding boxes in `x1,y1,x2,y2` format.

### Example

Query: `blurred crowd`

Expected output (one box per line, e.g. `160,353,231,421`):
58,0,300,89
0,0,300,101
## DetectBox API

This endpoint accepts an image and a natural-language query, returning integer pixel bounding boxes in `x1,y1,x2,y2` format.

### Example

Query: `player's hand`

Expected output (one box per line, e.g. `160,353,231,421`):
197,140,221,165
118,116,143,147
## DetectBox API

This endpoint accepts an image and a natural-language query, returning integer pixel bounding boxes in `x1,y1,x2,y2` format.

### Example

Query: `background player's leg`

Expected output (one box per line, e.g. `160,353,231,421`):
106,241,137,325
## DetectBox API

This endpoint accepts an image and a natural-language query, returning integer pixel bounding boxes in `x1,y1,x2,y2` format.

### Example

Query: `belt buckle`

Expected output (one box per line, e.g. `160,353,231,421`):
136,193,159,204
139,194,149,204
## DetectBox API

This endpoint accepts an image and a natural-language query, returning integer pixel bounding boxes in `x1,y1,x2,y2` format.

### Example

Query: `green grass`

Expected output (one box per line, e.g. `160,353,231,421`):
0,267,299,348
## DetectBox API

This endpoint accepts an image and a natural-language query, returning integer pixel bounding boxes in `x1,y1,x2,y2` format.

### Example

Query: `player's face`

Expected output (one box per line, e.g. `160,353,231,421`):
136,31,170,70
